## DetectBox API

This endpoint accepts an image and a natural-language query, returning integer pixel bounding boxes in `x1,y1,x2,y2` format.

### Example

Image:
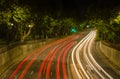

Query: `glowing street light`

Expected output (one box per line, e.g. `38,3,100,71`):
28,23,34,28
11,23,14,26
8,23,14,29
28,20,34,28
29,24,33,28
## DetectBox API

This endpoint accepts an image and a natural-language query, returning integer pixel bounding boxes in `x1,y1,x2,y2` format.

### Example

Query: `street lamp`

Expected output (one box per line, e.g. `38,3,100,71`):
28,21,34,28
8,23,14,29
28,24,33,28
11,23,14,26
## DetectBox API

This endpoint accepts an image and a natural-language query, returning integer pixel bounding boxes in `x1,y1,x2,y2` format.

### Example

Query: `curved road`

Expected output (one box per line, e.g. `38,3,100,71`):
1,30,119,79
71,30,118,79
4,32,83,79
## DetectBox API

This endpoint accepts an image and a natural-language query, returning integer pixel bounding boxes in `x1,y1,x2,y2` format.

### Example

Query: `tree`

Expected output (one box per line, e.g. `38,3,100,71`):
0,4,33,42
88,12,120,43
0,0,5,5
109,14,120,42
88,19,109,40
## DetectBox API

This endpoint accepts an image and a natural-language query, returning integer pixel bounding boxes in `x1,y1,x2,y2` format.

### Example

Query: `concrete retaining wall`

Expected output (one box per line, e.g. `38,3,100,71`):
99,41,120,67
0,41,44,67
0,39,56,77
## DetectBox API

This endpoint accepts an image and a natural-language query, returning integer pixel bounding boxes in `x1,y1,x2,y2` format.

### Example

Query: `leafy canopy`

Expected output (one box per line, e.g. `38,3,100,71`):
0,5,31,26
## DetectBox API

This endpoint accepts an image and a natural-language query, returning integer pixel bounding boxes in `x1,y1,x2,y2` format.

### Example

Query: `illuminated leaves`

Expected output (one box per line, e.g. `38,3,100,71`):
0,4,33,42
12,5,31,23
114,16,120,24
90,14,120,42
0,10,12,25
113,15,120,24
0,5,31,24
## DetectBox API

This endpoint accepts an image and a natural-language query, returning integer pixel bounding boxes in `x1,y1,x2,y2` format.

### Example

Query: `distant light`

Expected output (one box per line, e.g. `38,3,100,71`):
71,28,77,33
86,25,90,28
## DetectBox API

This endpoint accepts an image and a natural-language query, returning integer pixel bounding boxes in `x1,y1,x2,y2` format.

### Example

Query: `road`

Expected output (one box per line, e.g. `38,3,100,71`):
3,32,83,79
71,30,112,79
1,30,120,79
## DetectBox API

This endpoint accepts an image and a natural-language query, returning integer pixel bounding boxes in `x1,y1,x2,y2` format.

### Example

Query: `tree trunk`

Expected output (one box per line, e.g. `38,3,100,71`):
21,27,32,42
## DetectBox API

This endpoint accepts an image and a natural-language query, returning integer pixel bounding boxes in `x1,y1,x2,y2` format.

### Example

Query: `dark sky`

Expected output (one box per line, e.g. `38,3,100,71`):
27,0,120,8
53,0,118,9
23,0,120,14
62,0,120,9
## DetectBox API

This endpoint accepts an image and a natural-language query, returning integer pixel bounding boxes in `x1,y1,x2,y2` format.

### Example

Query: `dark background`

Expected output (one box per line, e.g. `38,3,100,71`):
22,0,120,10
17,0,120,18
3,0,120,17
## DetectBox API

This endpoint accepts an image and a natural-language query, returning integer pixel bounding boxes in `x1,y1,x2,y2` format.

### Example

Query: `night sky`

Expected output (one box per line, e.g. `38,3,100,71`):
25,0,120,10
34,0,120,9
21,0,120,17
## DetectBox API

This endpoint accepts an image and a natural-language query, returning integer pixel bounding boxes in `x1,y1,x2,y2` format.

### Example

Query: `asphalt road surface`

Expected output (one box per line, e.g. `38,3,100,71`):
1,30,120,79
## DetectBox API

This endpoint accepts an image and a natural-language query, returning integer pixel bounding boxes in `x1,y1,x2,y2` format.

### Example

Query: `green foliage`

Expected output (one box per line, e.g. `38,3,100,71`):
0,5,31,24
85,5,120,43
0,3,84,42
0,4,32,42
114,15,120,24
0,0,5,5
90,14,120,43
109,15,120,42
12,6,30,23
32,15,81,39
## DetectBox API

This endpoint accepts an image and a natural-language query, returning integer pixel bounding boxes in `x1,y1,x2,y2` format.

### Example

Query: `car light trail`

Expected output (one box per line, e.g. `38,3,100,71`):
87,31,113,79
71,31,94,79
71,30,113,79
56,41,75,79
9,34,75,79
